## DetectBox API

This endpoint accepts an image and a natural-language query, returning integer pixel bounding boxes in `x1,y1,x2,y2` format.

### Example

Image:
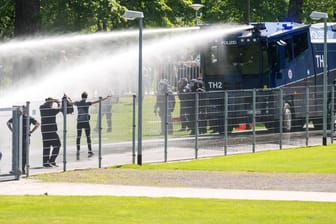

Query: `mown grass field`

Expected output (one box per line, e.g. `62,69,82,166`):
0,196,335,224
124,144,336,173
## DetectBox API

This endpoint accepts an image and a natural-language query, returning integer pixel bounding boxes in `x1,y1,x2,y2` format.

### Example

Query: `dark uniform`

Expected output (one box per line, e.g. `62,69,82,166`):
188,79,207,135
177,78,190,131
40,99,61,167
154,79,176,135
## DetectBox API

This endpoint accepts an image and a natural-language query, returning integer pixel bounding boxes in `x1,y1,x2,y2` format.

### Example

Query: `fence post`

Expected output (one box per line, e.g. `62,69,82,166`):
132,95,136,164
305,87,310,146
279,88,283,150
195,92,199,159
331,81,336,143
252,89,256,153
224,91,228,155
98,97,102,168
164,93,168,162
62,96,68,172
24,102,30,177
12,106,21,180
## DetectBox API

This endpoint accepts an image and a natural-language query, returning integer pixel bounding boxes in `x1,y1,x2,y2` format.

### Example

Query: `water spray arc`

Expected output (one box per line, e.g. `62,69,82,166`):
0,24,251,108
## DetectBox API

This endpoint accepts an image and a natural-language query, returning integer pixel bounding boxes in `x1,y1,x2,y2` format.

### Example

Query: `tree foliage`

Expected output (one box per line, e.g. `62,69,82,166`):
0,1,15,39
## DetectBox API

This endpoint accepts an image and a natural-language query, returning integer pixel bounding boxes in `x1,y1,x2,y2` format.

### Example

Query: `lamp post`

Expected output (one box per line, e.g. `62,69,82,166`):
123,10,144,164
190,3,204,25
310,11,328,146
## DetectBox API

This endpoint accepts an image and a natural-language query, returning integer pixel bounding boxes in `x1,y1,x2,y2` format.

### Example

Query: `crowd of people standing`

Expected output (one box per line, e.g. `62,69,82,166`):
4,91,112,175
3,76,213,175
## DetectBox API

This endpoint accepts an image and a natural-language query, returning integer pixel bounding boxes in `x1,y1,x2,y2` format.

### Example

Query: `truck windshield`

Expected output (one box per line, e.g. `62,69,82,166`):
204,41,268,75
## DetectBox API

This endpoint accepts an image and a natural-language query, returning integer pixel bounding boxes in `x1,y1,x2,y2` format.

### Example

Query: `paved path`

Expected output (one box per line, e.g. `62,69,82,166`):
1,178,336,202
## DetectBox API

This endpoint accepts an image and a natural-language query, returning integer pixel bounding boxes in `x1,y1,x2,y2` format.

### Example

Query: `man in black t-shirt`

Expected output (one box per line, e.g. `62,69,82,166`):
40,97,61,167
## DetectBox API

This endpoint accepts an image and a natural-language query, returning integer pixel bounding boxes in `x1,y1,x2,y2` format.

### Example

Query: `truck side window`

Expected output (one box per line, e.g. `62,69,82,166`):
293,32,308,57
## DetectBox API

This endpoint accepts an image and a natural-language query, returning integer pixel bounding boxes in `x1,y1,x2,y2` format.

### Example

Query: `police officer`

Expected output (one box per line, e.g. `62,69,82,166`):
188,79,206,135
154,79,176,135
177,78,191,131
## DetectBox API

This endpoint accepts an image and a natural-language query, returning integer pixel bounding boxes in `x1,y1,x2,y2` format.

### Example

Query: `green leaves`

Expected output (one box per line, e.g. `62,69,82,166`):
0,0,335,39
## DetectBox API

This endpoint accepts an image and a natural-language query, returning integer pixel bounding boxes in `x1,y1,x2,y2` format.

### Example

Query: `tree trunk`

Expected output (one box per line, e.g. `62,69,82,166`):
14,0,41,36
287,0,303,23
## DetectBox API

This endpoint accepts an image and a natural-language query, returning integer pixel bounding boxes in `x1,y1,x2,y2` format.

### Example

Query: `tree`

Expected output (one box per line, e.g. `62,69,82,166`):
202,0,287,24
302,0,336,23
288,0,303,22
0,1,15,39
14,0,41,36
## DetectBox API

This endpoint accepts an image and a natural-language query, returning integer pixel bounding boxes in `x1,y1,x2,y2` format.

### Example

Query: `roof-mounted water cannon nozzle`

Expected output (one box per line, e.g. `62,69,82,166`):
251,23,266,36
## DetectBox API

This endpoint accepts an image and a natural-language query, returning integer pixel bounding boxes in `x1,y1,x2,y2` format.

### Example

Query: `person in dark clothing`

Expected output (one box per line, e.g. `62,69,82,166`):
188,79,206,135
7,107,40,174
154,79,176,135
39,97,62,167
67,92,111,160
177,78,191,132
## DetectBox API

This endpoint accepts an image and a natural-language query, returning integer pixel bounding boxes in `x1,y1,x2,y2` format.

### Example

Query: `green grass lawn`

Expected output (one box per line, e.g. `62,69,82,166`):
122,145,336,173
2,145,336,223
0,196,335,224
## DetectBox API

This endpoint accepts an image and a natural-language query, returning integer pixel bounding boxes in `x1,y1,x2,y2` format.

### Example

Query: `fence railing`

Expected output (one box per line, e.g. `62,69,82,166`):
1,84,334,179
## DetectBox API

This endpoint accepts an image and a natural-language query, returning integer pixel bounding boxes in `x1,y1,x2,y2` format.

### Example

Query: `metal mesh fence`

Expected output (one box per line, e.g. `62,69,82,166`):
1,84,334,178
0,107,15,179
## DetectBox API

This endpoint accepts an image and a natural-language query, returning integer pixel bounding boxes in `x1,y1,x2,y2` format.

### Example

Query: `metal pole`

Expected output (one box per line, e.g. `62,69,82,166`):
25,102,30,177
98,97,102,168
62,96,67,172
195,93,199,159
331,83,334,143
12,106,21,179
279,89,283,150
224,91,228,155
322,18,328,145
305,87,310,146
164,93,168,162
137,18,143,165
252,90,256,153
132,95,136,164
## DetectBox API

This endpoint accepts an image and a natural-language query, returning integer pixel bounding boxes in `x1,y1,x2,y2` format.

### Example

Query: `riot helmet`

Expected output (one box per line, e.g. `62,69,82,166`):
178,78,188,91
158,79,169,94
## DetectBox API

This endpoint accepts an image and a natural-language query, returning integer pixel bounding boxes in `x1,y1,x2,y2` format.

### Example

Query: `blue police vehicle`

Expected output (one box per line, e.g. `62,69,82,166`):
200,22,336,132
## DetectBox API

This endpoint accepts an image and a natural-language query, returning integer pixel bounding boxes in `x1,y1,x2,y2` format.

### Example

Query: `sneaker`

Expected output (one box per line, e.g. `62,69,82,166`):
43,163,53,168
88,152,94,158
50,162,58,167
